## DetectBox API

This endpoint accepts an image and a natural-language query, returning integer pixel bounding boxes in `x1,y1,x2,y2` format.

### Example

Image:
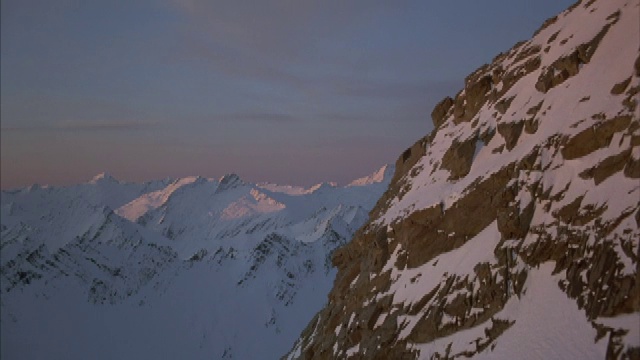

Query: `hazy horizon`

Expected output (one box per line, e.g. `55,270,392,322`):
1,0,574,190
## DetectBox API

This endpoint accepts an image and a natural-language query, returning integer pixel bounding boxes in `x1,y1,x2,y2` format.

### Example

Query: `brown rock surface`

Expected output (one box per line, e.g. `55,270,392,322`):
285,1,640,358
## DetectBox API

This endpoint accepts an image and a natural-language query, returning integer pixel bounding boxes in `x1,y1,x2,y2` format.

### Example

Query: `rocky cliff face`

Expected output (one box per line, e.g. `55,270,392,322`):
286,0,639,358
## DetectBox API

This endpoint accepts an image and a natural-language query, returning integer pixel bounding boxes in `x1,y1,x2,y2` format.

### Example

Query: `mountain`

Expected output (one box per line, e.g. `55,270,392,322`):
0,166,393,359
348,165,395,187
286,0,639,359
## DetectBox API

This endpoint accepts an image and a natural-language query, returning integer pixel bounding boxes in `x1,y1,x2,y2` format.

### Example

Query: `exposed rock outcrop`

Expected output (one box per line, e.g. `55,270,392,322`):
287,0,639,359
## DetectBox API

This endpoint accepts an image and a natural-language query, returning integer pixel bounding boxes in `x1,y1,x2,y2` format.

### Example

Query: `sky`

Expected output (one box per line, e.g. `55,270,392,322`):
1,0,575,189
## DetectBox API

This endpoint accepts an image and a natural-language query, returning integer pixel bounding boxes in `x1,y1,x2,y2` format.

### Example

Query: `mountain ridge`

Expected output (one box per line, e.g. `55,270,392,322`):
1,165,394,359
286,0,639,358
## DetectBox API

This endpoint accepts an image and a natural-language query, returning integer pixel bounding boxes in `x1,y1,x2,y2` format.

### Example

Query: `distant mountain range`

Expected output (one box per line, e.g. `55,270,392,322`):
1,165,393,359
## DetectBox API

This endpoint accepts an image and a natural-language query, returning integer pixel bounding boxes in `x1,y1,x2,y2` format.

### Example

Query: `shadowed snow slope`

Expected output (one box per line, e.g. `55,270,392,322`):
286,0,639,359
0,166,392,360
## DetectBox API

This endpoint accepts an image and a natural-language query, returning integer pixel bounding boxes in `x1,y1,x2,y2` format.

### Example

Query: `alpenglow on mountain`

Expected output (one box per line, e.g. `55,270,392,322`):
0,166,394,359
287,0,639,359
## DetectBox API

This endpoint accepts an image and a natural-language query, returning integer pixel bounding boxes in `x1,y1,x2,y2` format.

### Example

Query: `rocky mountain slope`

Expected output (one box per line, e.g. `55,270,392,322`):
286,0,639,358
0,166,393,359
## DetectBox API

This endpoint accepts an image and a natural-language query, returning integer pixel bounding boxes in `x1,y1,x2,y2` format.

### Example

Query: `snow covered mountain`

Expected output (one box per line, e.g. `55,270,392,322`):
287,0,639,359
0,166,392,359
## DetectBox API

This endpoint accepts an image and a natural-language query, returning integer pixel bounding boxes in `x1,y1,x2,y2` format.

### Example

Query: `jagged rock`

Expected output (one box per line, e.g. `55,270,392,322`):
535,23,611,93
624,156,640,178
216,173,244,193
286,1,640,359
579,149,632,185
497,120,524,151
495,96,515,115
497,199,535,240
611,76,632,95
441,138,476,180
398,137,429,178
452,75,493,125
561,114,631,160
431,97,454,128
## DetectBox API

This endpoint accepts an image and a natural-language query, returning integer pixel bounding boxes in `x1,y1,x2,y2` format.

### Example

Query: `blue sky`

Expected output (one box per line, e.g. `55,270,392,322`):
1,0,575,189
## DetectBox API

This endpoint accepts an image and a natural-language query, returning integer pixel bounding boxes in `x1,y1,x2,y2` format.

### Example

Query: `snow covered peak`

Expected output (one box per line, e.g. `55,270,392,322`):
110,165,393,258
305,182,338,194
23,183,47,193
220,188,286,220
348,164,395,187
1,164,393,360
89,172,118,184
256,183,308,195
216,173,244,193
116,176,201,222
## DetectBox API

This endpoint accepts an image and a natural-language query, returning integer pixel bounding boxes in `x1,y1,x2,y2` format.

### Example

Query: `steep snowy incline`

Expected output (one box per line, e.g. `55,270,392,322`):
348,164,395,187
287,0,639,359
115,176,204,222
0,165,393,360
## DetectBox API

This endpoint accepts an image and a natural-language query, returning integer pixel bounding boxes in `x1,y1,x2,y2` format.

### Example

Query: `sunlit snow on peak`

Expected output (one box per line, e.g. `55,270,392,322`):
220,189,286,220
348,164,394,187
89,172,118,184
